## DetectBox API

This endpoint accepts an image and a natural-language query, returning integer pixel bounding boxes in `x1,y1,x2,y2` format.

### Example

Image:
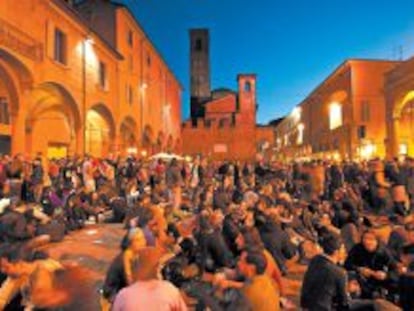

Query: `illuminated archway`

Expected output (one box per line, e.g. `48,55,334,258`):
142,124,154,153
86,104,115,157
0,65,17,154
393,90,414,119
28,82,81,158
156,131,165,152
392,91,414,156
0,49,33,155
166,134,174,152
120,116,138,153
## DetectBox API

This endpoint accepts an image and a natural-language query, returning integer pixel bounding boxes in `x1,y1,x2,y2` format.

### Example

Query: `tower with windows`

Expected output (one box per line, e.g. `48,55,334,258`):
237,74,257,127
189,29,210,121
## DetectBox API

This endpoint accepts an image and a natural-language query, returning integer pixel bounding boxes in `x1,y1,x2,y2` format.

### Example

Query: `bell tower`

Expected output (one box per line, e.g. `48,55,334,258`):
238,74,257,127
190,29,211,121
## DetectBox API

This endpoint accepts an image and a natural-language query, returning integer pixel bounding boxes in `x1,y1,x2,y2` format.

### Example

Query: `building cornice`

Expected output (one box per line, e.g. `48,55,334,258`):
51,0,124,60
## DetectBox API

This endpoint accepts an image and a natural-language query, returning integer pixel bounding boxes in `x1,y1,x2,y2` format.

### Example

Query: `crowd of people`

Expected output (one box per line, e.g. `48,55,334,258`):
0,152,414,310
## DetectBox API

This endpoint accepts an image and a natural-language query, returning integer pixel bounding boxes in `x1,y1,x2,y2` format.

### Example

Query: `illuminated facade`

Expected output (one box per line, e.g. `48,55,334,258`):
385,56,414,158
274,59,400,161
0,0,182,158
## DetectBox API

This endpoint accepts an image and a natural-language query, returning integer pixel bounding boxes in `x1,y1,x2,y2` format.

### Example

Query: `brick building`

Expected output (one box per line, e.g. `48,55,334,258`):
182,29,274,161
0,0,182,158
274,59,401,162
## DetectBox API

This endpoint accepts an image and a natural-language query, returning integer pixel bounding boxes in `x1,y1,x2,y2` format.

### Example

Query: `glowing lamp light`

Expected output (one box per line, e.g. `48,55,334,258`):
185,155,192,162
127,147,137,154
291,106,301,122
399,144,408,155
276,138,281,147
141,150,148,157
329,102,342,130
140,83,148,92
297,123,304,145
359,144,376,159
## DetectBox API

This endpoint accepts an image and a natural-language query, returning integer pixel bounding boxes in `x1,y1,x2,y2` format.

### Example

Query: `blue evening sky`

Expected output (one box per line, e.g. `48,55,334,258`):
122,0,414,124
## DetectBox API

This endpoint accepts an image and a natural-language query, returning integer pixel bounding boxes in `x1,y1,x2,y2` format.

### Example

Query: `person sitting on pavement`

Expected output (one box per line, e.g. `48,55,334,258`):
300,233,349,311
112,247,187,311
102,228,148,304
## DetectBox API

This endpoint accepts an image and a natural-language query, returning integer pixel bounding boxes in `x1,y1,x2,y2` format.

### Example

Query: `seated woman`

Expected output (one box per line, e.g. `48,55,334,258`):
344,229,399,300
101,228,147,304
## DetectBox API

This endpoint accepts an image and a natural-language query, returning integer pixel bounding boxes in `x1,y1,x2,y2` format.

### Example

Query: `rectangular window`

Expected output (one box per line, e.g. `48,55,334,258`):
128,30,133,47
361,100,370,122
99,61,107,89
129,55,134,73
357,125,366,139
195,38,202,51
54,28,67,64
329,102,343,130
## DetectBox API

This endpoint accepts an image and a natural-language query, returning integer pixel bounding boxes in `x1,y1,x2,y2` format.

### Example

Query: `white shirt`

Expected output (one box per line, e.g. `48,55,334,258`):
112,280,187,311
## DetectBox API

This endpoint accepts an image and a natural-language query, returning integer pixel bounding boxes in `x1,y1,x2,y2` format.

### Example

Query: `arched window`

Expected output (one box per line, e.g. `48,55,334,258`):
244,81,252,92
195,39,202,51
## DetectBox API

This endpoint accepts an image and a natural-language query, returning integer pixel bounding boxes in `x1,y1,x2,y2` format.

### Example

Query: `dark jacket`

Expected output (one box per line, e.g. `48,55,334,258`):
301,255,349,311
0,211,34,242
198,228,234,272
102,252,127,300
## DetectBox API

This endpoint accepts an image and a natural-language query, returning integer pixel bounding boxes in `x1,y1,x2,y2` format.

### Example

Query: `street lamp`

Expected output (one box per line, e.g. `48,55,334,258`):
140,82,148,147
82,35,95,155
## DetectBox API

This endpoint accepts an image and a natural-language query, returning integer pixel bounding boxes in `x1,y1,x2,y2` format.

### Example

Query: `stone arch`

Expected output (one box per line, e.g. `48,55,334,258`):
174,138,181,153
120,116,138,152
166,134,174,152
0,49,33,105
393,90,414,119
27,82,81,158
142,124,154,150
156,130,165,152
0,49,33,155
0,63,20,115
390,90,414,156
86,103,116,157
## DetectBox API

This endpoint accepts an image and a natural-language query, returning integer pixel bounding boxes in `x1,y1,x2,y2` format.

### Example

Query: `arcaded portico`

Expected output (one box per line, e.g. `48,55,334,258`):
385,57,414,158
0,0,182,158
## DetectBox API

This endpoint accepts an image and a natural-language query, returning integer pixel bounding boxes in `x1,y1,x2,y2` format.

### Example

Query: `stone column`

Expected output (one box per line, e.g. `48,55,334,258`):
390,117,401,158
11,89,30,156
75,127,84,156
110,134,121,156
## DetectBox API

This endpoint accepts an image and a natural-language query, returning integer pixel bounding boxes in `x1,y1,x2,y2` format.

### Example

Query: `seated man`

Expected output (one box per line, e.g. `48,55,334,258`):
345,230,398,300
237,250,280,311
301,234,349,311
